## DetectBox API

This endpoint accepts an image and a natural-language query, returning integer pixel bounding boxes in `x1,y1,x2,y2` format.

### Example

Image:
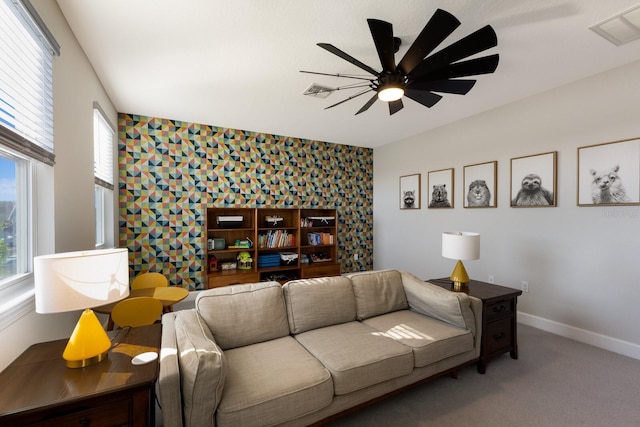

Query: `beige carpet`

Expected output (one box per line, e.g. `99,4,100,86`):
324,324,640,427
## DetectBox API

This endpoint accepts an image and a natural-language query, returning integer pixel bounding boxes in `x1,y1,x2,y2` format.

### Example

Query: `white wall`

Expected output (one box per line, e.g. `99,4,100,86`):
374,60,640,359
0,0,117,370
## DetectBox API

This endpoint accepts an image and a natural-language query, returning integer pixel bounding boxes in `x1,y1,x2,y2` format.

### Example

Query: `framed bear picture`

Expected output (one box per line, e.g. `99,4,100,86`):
399,173,421,209
427,168,454,209
464,161,497,208
510,152,557,207
577,138,640,206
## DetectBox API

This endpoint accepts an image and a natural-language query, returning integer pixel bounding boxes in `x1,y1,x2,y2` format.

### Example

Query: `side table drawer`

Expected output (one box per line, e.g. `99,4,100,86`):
486,299,513,321
485,317,513,355
31,398,131,427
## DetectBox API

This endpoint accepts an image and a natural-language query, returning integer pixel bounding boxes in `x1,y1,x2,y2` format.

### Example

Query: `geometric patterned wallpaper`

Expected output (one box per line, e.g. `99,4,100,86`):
118,113,373,290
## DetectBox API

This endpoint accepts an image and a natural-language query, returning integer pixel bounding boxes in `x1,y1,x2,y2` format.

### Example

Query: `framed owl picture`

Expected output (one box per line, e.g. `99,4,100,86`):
510,151,557,207
427,168,454,209
464,161,497,208
399,173,421,209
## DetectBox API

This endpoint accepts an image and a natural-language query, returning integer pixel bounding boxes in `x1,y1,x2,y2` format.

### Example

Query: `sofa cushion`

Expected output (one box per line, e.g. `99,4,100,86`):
217,336,333,427
196,281,289,350
294,321,414,395
174,310,226,427
283,276,356,334
347,270,409,320
362,309,474,367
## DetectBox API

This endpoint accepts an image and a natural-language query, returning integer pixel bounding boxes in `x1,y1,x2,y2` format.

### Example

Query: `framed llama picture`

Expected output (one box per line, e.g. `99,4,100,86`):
577,138,640,206
464,161,497,208
399,173,421,209
510,152,557,207
427,168,454,209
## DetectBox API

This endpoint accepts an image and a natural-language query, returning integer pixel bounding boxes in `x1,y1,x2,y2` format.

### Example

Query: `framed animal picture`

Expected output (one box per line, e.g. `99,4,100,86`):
427,168,454,209
464,161,497,208
577,138,640,206
510,152,557,207
399,173,421,209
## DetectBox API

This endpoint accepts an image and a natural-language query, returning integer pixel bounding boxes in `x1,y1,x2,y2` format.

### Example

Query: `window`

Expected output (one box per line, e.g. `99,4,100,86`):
0,0,58,329
93,105,115,249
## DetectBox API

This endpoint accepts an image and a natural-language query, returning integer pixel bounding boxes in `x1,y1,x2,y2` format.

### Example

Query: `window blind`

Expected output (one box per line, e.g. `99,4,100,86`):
0,0,57,166
94,106,115,189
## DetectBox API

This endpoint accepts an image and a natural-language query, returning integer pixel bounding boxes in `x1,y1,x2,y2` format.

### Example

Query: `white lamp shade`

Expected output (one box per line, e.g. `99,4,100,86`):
442,232,480,261
34,248,130,313
377,86,404,102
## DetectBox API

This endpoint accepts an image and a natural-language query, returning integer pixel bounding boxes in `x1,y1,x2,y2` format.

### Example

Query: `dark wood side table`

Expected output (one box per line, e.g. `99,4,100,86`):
429,278,522,374
0,323,161,426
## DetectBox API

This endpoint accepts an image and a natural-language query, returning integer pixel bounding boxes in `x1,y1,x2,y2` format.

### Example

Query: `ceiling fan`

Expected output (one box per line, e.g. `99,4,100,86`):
301,9,499,115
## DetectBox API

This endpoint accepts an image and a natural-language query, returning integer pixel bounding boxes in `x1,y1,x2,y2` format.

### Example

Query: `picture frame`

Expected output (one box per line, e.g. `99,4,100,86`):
463,161,497,208
577,137,640,206
510,151,557,207
427,168,454,209
399,173,421,209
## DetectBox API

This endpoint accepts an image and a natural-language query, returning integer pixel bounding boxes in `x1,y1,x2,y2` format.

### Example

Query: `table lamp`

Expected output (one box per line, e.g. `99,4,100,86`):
34,248,129,368
442,232,480,291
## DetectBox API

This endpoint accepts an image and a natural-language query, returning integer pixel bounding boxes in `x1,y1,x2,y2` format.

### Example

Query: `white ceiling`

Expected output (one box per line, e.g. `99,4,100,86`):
55,0,640,148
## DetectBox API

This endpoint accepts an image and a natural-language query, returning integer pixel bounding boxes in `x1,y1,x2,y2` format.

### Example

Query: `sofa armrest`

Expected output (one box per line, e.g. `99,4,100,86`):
159,312,184,427
400,271,478,337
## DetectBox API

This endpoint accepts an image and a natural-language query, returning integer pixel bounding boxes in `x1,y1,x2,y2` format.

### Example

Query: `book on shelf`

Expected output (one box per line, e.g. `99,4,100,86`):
258,230,295,248
307,232,333,246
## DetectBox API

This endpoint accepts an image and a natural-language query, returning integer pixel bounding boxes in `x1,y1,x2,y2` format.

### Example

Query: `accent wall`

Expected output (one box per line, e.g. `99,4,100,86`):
118,114,373,290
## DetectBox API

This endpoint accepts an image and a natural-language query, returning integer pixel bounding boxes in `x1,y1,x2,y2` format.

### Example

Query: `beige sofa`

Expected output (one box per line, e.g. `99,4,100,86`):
158,270,482,427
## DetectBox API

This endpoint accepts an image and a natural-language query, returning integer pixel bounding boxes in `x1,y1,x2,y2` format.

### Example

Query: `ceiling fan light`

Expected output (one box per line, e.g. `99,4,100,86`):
378,86,404,102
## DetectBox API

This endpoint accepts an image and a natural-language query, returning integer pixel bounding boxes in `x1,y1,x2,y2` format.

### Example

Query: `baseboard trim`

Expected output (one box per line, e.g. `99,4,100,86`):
518,311,640,360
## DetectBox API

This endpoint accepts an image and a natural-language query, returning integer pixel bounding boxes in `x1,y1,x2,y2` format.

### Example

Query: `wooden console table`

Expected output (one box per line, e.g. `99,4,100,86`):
429,278,522,374
0,323,161,426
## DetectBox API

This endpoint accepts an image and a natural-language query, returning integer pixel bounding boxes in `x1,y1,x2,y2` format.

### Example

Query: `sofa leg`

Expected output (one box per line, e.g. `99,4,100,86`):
449,369,458,379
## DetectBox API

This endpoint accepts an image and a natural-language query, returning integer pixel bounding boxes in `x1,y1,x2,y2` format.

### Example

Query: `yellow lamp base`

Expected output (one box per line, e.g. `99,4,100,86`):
450,260,470,292
63,308,112,368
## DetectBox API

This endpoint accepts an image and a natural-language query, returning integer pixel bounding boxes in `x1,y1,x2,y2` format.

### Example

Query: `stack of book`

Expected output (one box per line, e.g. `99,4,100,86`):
307,232,333,246
258,230,295,248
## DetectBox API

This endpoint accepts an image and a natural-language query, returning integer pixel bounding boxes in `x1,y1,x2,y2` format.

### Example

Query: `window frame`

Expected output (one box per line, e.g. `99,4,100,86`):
93,103,115,249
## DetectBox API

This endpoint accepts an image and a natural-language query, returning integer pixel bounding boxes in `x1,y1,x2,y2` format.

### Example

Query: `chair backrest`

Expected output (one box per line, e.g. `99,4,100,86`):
111,297,163,328
131,272,169,290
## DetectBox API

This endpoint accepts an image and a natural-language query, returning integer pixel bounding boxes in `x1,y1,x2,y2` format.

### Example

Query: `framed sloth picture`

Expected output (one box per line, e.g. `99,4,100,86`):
399,173,421,209
427,168,454,209
510,151,557,207
464,161,497,208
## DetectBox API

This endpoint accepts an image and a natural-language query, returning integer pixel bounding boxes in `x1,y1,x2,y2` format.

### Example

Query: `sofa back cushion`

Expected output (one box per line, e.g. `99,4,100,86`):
174,310,226,427
196,281,289,350
283,276,356,334
347,270,408,320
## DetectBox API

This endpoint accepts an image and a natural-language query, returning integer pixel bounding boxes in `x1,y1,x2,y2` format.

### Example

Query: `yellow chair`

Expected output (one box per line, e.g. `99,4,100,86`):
131,272,169,290
111,297,163,328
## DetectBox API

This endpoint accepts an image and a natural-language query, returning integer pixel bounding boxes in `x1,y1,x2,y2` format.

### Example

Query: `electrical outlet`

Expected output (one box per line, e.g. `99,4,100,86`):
488,275,495,284
521,280,529,292
354,253,359,261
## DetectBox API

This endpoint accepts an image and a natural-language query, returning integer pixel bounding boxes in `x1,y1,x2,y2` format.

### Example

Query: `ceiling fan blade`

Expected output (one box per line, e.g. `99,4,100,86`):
415,54,499,81
388,99,404,115
367,19,396,72
409,25,498,80
355,93,379,115
397,9,460,75
324,89,373,110
317,43,379,76
299,70,374,81
408,79,476,95
404,89,443,108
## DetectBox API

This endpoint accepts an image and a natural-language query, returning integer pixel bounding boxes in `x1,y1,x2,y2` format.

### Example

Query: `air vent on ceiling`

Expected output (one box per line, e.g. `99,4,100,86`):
303,83,333,98
590,4,640,46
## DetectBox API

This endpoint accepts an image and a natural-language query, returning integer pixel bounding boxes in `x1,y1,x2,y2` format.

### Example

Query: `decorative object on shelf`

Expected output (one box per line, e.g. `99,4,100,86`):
33,248,129,368
510,151,557,207
399,173,421,209
464,161,497,208
428,168,454,208
265,215,284,227
220,261,237,270
209,255,218,271
577,137,640,206
237,251,253,269
441,232,480,291
229,237,253,249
